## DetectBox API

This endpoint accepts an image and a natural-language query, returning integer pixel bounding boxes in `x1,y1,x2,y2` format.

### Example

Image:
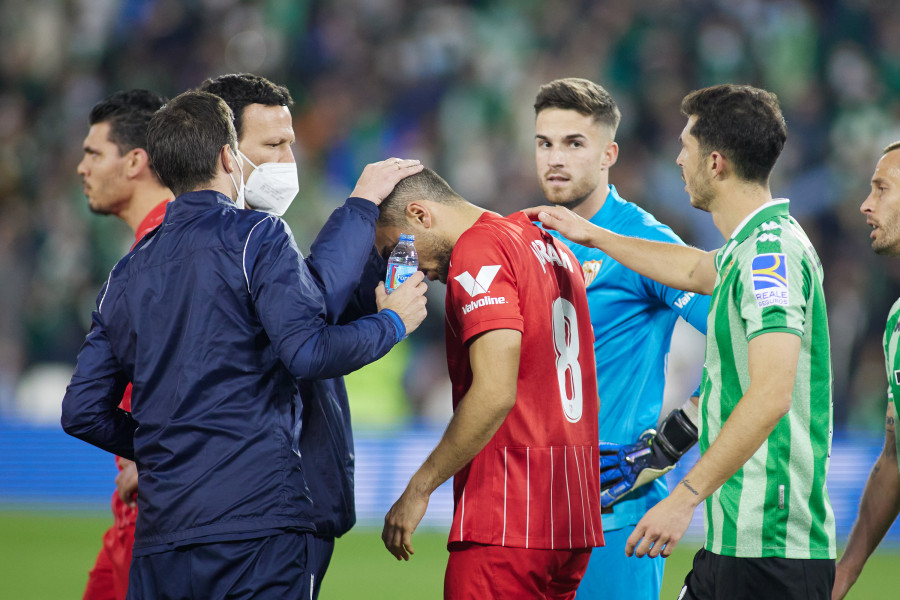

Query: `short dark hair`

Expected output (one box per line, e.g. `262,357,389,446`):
89,89,168,155
681,84,787,184
534,78,621,134
147,91,237,197
378,168,464,227
884,141,900,155
198,73,293,138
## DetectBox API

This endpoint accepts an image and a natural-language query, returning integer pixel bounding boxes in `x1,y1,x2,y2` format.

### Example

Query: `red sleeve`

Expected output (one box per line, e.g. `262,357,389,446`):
447,226,524,344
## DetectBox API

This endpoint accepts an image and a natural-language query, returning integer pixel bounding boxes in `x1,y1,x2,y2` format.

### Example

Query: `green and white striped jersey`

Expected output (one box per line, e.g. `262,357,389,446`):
883,297,900,466
700,199,835,559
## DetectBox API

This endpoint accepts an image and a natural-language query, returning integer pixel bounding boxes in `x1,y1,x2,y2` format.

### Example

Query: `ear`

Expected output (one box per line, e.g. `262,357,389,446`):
221,145,239,175
406,201,433,229
601,141,619,170
708,151,728,179
124,148,150,179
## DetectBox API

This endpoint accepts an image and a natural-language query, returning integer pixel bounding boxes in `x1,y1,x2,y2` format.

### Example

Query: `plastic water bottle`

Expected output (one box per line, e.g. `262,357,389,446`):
385,233,418,294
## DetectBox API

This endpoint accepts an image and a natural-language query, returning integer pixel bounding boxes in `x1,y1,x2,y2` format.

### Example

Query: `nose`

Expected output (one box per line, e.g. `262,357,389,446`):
860,192,874,214
77,157,87,177
279,145,296,164
548,147,564,166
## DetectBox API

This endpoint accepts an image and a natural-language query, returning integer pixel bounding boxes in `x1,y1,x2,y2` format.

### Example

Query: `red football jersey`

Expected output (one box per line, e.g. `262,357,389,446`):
444,211,603,550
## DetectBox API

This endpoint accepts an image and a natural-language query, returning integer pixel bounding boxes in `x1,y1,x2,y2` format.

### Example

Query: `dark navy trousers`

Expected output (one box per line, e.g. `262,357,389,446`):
127,531,334,599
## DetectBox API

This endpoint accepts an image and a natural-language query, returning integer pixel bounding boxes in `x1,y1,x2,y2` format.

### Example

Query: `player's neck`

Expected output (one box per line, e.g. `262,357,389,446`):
448,203,494,244
711,182,774,240
120,184,172,234
570,183,611,221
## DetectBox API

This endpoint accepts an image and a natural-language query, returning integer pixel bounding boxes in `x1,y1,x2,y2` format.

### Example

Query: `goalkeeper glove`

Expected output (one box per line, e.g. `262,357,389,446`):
599,405,699,508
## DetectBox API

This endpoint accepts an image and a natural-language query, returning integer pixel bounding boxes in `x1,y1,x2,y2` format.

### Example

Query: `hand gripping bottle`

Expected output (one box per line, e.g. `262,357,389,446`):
385,233,418,294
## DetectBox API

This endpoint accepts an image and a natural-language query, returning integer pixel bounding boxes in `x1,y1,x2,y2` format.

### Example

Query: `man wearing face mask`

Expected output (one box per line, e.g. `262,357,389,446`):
199,73,401,545
62,91,429,599
198,73,298,215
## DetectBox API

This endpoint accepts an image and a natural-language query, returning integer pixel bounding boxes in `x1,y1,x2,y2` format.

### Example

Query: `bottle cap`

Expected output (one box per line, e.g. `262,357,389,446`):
399,233,415,242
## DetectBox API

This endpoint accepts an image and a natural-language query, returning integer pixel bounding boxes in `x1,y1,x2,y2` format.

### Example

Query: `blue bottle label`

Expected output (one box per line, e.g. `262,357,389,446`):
386,263,417,292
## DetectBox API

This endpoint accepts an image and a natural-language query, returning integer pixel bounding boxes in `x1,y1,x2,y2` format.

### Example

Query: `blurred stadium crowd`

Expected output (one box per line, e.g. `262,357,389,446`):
2,0,900,431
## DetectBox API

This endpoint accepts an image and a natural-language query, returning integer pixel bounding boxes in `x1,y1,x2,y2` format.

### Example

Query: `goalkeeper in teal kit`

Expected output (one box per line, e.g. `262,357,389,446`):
533,78,709,599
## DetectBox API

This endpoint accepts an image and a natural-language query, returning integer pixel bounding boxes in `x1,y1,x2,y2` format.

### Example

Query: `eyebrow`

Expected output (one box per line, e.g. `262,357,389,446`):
261,135,294,144
535,133,587,141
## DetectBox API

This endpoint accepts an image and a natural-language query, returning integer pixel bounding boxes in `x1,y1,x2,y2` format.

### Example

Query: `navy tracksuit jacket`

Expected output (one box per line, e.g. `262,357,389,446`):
62,190,396,555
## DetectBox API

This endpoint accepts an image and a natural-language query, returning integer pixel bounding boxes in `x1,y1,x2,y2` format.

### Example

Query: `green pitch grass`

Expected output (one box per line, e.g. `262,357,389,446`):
1,510,897,599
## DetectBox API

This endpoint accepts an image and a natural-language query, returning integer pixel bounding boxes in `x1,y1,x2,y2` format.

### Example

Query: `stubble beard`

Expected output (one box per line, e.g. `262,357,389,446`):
419,232,454,284
686,172,715,213
873,224,900,256
689,193,713,213
88,196,116,216
540,178,597,213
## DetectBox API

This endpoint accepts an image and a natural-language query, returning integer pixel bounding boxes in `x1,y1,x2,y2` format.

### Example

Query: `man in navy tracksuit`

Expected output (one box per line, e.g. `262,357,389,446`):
198,73,389,544
61,90,428,599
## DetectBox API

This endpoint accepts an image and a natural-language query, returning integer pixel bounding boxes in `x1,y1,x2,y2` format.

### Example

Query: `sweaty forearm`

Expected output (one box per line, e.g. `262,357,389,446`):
676,385,789,503
589,229,714,295
410,388,514,496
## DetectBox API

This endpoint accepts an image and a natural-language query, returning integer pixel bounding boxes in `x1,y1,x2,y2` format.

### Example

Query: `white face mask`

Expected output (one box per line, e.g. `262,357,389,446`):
227,148,245,209
239,150,299,216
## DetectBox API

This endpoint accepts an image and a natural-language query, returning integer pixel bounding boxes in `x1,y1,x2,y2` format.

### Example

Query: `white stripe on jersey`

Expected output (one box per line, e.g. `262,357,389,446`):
574,445,586,547
526,447,530,549
564,449,572,549
583,446,596,544
502,447,508,546
459,489,465,542
550,446,554,550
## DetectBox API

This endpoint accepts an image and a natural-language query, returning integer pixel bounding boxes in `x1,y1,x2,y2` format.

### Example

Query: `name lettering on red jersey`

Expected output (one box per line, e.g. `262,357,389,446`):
530,239,574,273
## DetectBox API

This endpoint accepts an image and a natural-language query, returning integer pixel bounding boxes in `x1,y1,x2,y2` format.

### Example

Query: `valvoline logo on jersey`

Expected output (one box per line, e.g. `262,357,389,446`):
454,266,500,297
751,253,789,308
461,296,508,314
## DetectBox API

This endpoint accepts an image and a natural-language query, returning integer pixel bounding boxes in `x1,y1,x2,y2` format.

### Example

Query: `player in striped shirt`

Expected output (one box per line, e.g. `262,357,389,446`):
525,84,836,599
378,168,603,599
833,141,900,599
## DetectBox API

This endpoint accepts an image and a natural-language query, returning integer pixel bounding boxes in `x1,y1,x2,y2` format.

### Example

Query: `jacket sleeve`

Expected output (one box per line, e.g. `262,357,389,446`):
338,247,384,324
61,288,137,460
305,197,379,322
245,215,400,380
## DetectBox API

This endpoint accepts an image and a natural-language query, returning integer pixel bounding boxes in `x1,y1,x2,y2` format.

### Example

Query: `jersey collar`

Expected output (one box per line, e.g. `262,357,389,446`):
587,184,619,225
715,199,790,271
132,199,171,249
